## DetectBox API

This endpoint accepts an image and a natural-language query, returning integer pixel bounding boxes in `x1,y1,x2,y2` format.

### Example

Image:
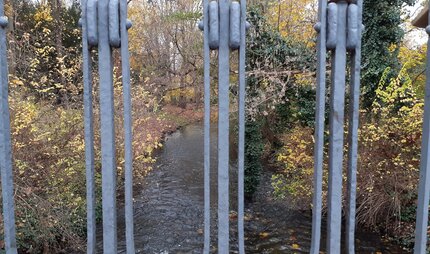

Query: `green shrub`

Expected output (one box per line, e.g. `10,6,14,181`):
244,120,264,197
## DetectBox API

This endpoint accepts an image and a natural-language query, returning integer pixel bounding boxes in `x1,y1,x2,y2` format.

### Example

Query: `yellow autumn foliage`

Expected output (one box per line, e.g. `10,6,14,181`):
267,0,318,46
5,80,169,250
272,127,322,209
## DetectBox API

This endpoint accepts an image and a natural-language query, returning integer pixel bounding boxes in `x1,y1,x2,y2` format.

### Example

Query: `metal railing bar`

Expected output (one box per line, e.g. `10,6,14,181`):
218,0,231,252
237,0,246,253
0,0,18,252
203,0,211,253
326,1,347,253
98,0,118,251
81,0,97,252
310,0,327,253
120,0,135,252
345,1,363,253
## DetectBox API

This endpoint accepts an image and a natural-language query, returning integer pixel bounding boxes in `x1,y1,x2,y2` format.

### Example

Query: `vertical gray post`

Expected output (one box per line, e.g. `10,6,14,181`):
313,1,363,252
200,1,248,251
327,1,347,253
81,0,97,252
98,0,118,251
218,0,230,252
237,0,246,253
202,0,211,253
0,2,18,253
120,0,135,253
345,1,363,253
414,6,430,254
82,0,133,251
310,1,327,253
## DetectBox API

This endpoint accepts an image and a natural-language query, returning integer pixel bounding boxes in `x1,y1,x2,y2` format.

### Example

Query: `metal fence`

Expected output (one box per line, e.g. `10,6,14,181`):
0,0,430,253
311,0,363,253
199,0,247,253
80,0,135,253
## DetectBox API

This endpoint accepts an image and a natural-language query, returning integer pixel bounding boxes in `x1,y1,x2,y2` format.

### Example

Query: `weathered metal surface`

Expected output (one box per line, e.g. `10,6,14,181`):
346,3,359,50
87,0,98,46
345,1,363,253
229,1,241,50
109,0,121,48
81,0,97,252
0,16,7,27
238,0,247,252
202,0,211,253
209,1,219,50
313,1,363,253
327,3,338,49
98,0,118,251
201,1,247,252
81,0,134,251
0,0,18,252
120,0,135,252
310,0,327,253
327,1,347,253
218,0,231,252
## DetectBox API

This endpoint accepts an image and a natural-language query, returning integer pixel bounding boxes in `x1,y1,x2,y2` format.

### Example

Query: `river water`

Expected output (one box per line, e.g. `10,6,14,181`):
108,124,405,253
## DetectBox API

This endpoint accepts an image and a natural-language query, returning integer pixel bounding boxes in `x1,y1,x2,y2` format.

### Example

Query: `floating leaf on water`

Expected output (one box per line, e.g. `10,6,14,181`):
259,232,270,239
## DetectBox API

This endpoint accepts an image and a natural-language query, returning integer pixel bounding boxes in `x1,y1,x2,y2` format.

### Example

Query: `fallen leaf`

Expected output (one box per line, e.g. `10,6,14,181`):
259,232,269,239
292,243,300,250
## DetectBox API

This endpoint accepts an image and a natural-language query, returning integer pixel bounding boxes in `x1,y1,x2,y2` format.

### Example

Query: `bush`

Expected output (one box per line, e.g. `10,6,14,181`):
244,120,264,197
2,80,166,252
272,127,327,209
272,63,424,246
355,66,422,242
10,94,89,252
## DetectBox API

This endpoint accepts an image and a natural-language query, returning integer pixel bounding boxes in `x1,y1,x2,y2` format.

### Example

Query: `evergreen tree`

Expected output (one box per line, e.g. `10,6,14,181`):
361,0,416,108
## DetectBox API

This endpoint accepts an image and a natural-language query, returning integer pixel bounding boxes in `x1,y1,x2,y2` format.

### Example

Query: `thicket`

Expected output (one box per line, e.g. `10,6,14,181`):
5,1,88,251
265,0,426,248
243,6,316,197
2,0,182,252
361,0,416,107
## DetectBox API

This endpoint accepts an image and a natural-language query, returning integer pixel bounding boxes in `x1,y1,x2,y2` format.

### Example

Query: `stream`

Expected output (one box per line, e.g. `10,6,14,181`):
106,124,406,253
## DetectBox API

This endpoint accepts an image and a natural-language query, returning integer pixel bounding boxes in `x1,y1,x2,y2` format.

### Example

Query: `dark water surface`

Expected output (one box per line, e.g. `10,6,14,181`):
101,124,406,253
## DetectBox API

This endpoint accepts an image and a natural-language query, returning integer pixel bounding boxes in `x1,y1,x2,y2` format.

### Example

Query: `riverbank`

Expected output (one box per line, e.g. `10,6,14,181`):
109,124,406,253
16,102,208,253
264,120,421,252
245,168,406,253
141,104,217,147
127,104,207,179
